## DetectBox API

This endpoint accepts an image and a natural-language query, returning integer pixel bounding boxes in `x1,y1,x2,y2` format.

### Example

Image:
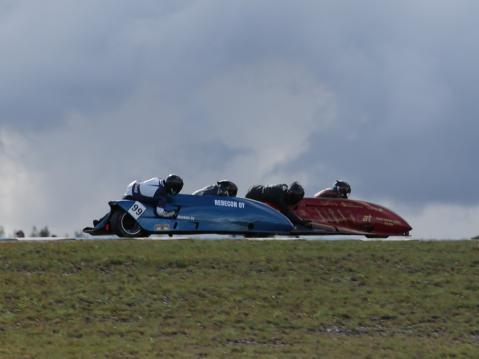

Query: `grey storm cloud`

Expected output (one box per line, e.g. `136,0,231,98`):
1,0,478,236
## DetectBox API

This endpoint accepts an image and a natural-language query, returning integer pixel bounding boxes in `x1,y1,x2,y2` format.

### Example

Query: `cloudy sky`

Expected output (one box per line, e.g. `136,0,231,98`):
1,0,478,238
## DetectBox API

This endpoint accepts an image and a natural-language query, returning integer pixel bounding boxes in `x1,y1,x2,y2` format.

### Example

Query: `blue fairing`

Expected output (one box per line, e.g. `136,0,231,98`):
99,194,293,235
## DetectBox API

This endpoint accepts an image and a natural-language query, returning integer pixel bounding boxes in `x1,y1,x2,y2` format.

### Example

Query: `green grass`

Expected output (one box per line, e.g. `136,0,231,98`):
1,240,478,358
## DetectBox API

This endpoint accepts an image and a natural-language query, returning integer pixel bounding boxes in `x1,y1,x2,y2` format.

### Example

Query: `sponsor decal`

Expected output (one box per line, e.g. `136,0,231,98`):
376,217,401,226
155,224,170,231
214,199,245,209
362,215,372,223
177,215,196,221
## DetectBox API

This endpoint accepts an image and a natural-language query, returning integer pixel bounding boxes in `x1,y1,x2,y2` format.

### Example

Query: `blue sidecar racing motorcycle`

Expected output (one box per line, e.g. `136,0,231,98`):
83,194,294,237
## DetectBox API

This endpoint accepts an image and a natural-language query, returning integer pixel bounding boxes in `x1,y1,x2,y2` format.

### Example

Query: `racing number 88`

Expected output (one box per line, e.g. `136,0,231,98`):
131,204,144,216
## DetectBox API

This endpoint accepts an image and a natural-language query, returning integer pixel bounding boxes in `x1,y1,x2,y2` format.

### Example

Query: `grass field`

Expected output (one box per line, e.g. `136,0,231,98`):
0,239,478,358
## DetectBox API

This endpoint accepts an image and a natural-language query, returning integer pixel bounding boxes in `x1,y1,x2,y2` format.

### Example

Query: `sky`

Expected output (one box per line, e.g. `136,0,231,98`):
1,0,478,238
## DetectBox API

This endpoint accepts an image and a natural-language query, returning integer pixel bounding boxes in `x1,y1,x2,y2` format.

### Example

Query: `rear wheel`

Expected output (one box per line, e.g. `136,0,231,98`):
110,210,148,238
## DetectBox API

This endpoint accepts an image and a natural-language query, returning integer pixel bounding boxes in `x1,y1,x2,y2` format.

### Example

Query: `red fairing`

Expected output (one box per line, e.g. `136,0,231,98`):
292,198,412,237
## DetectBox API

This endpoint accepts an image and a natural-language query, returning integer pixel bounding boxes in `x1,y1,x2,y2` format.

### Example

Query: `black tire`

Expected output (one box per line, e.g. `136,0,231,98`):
110,210,148,238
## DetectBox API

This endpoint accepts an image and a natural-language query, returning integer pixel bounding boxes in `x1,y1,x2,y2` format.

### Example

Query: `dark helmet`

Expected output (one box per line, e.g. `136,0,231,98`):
334,180,351,198
286,181,305,205
164,174,183,195
217,180,238,197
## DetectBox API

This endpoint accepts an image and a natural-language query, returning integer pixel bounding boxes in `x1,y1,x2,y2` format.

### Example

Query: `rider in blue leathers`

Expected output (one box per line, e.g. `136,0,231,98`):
123,174,184,217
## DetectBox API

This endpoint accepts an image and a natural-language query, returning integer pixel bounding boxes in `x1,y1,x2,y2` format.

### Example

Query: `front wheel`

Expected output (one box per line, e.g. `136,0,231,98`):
110,210,148,238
